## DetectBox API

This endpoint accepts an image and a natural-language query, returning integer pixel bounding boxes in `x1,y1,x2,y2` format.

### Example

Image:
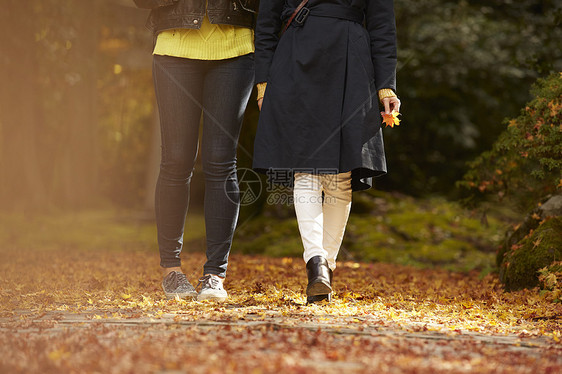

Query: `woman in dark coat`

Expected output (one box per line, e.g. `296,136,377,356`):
253,0,401,303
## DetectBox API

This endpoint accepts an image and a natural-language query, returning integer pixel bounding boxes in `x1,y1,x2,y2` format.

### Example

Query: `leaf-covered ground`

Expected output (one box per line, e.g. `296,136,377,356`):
1,243,561,373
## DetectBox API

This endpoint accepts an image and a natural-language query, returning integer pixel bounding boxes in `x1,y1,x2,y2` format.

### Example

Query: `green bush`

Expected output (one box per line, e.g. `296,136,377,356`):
458,73,562,212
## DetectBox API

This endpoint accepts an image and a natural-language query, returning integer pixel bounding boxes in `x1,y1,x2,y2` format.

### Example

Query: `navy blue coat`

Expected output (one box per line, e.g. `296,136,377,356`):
253,0,397,191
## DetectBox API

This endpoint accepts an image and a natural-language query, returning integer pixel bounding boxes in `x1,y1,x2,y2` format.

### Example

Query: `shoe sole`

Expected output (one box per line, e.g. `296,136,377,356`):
306,280,332,296
307,294,332,304
197,293,228,302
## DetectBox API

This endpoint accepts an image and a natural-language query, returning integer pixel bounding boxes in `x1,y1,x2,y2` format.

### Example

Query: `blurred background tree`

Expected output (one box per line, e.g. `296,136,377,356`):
380,0,561,196
0,0,560,212
0,0,154,211
0,0,101,210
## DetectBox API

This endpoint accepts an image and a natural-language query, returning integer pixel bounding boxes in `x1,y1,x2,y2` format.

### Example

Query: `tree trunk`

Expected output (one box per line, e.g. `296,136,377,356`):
56,1,100,208
0,1,47,210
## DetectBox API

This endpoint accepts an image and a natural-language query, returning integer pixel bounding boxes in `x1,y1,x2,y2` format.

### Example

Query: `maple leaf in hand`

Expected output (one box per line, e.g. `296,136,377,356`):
381,111,401,128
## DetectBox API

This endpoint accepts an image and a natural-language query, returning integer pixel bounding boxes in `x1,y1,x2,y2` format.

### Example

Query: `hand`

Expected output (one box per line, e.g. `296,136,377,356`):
257,98,263,111
381,96,401,115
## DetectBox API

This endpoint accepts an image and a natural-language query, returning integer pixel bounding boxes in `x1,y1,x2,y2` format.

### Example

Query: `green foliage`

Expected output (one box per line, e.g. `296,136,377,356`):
499,217,562,291
234,190,504,272
237,219,303,258
344,191,502,272
381,0,562,196
458,73,562,212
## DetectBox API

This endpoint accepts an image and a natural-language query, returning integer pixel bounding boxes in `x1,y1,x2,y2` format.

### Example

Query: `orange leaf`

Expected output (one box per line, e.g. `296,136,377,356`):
382,112,401,128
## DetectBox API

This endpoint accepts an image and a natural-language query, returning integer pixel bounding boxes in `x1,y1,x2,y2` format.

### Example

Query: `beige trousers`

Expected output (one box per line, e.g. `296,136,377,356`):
293,172,352,271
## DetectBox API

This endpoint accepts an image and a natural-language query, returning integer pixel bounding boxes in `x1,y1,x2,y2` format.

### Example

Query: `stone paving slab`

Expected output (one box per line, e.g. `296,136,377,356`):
2,310,557,354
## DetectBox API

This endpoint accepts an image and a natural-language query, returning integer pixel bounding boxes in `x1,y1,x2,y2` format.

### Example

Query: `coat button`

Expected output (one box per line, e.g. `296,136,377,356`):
193,19,198,24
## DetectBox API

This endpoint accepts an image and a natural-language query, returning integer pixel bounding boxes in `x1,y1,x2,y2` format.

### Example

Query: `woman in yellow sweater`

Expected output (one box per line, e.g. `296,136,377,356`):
135,0,258,301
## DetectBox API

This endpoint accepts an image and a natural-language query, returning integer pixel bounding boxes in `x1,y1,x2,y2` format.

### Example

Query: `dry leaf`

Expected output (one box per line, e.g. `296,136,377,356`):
382,111,401,128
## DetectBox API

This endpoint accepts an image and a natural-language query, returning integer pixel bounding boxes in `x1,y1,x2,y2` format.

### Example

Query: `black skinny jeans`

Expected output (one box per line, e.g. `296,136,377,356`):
152,53,254,277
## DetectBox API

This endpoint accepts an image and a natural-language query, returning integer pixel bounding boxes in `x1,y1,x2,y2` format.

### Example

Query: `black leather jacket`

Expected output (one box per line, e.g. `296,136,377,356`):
134,0,259,34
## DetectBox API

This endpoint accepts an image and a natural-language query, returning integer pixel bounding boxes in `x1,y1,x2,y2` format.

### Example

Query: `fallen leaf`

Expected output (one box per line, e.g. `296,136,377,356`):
382,111,401,128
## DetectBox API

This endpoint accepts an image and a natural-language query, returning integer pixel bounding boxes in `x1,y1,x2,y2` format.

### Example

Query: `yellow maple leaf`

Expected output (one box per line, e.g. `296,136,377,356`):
382,111,401,128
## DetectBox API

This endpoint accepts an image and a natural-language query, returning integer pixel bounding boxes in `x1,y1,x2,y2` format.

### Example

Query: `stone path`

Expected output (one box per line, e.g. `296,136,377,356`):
3,310,555,351
2,309,560,374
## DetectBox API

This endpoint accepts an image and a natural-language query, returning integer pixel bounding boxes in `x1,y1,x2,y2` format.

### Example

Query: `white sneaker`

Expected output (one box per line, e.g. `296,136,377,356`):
197,274,228,302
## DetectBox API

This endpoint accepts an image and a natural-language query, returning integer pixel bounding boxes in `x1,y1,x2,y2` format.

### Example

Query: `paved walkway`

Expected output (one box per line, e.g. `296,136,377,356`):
3,310,555,351
2,309,560,373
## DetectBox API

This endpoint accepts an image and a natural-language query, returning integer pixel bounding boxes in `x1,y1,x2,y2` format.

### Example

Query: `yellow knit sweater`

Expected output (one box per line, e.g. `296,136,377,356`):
153,15,254,60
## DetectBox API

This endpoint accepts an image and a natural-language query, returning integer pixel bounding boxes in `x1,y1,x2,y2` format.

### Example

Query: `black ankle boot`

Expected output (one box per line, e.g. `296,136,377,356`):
306,256,332,304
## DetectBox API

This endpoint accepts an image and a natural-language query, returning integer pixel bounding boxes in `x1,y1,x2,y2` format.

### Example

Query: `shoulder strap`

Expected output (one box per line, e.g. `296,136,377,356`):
282,0,310,34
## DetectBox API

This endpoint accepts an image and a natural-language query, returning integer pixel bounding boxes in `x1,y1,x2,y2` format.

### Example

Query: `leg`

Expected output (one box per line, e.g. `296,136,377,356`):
321,172,352,271
294,172,332,302
293,172,326,262
152,55,204,271
200,54,254,278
